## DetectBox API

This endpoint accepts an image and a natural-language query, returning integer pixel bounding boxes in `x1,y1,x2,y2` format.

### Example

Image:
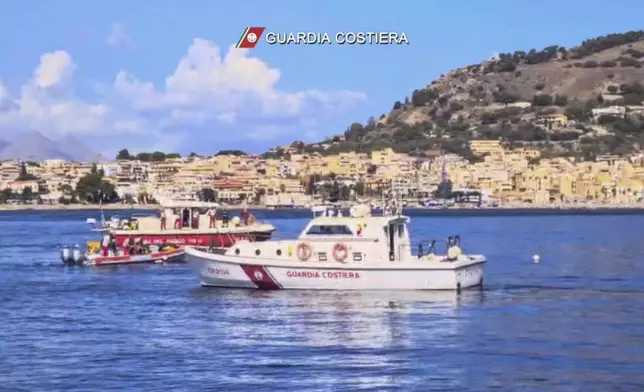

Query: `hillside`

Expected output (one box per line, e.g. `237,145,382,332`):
301,30,644,161
0,131,104,162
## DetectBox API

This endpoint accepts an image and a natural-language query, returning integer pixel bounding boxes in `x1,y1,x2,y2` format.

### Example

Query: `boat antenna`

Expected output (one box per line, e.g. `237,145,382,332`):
99,194,105,225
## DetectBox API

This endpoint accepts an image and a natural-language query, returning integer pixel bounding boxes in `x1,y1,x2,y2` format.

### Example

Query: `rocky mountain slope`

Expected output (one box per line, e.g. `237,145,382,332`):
306,30,644,161
0,131,104,162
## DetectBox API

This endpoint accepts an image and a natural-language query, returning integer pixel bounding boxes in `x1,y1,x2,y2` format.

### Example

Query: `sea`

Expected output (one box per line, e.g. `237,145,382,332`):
1,209,643,392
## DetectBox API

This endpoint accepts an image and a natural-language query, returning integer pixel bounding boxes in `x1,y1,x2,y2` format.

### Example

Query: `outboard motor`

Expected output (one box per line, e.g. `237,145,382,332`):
72,245,82,264
61,246,71,264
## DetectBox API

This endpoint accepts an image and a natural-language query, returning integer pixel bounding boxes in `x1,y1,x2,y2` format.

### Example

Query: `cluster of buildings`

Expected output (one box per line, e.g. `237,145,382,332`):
1,139,644,206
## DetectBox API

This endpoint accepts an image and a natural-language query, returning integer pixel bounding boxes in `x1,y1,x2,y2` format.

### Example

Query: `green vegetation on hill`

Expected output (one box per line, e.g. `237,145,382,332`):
297,30,644,161
116,149,181,161
215,150,247,156
74,164,117,204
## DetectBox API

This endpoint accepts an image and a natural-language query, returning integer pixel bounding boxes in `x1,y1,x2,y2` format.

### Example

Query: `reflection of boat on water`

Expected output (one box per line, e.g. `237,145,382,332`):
203,288,478,389
187,194,487,291
294,290,484,346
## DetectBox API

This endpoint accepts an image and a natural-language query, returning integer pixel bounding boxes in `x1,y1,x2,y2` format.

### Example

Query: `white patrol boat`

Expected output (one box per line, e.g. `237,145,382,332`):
185,196,486,291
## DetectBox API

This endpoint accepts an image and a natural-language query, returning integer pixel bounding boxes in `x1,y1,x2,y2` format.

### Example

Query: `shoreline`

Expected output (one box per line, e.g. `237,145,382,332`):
2,202,644,212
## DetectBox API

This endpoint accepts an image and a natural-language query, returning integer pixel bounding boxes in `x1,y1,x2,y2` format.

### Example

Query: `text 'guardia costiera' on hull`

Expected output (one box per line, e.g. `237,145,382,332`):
265,32,409,45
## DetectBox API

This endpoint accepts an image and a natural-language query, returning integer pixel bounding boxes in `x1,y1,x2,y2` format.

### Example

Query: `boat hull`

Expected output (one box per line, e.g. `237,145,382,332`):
86,248,185,266
112,231,273,247
186,249,485,291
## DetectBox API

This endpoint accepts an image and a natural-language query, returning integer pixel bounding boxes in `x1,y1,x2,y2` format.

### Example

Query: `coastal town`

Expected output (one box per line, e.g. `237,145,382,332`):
1,137,644,209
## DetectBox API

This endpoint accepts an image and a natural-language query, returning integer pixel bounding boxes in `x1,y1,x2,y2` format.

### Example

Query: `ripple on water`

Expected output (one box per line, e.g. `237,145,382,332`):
1,211,644,391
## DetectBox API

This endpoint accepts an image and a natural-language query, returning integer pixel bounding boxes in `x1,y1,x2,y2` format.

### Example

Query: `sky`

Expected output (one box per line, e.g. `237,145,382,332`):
1,0,644,157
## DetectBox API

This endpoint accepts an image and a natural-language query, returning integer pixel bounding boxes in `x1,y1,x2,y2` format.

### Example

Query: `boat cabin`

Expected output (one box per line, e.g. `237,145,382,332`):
294,205,413,262
115,200,243,232
158,200,222,230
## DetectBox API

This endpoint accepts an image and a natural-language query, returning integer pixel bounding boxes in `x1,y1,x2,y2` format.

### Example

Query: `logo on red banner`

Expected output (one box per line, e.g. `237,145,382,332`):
236,27,266,49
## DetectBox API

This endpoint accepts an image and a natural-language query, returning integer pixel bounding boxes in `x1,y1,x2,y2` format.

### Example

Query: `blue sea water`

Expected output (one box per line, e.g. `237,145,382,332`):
0,209,643,391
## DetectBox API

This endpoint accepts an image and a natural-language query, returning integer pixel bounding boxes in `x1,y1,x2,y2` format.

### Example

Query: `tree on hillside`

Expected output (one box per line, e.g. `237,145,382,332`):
59,184,76,202
354,180,366,197
344,123,366,141
0,188,13,203
17,163,37,181
21,187,34,201
493,91,519,105
553,95,568,106
367,165,378,174
306,174,321,195
532,94,553,106
198,188,217,202
216,150,247,156
75,167,117,204
339,185,351,200
116,149,133,160
253,188,266,204
324,180,340,202
434,180,453,199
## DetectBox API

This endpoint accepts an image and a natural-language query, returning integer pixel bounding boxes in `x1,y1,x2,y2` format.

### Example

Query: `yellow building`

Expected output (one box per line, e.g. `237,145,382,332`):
469,140,504,157
371,148,395,165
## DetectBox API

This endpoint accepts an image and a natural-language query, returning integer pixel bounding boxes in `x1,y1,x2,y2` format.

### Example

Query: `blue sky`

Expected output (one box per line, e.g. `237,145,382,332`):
1,0,643,156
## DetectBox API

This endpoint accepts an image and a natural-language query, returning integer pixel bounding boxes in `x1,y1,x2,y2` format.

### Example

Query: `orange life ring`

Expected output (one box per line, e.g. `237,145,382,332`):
333,243,349,263
296,242,312,261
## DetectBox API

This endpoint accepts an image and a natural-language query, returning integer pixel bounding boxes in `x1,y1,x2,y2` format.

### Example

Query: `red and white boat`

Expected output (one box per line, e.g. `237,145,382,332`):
185,201,487,291
84,247,185,266
98,200,275,248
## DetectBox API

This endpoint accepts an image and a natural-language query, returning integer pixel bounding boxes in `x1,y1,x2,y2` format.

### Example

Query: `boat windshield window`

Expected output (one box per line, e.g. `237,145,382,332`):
306,225,353,235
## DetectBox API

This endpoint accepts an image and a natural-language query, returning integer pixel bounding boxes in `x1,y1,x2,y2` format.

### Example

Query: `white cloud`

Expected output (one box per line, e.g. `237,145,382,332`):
0,80,8,101
33,51,75,88
106,22,132,49
0,39,367,153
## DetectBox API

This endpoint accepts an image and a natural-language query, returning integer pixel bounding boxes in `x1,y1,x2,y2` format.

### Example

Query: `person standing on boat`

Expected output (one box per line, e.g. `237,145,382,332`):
101,233,110,256
193,208,200,229
160,209,167,231
109,233,117,255
241,210,250,225
174,208,181,229
222,208,229,228
123,237,131,255
182,208,190,228
207,207,216,228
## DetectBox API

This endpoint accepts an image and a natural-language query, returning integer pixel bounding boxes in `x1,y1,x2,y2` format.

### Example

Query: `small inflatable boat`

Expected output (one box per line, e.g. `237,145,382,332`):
84,247,185,266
